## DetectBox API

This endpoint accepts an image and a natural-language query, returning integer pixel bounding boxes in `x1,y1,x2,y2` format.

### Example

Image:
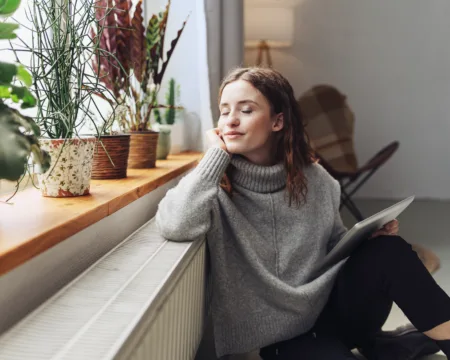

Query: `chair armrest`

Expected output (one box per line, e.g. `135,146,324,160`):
355,141,399,175
315,141,399,181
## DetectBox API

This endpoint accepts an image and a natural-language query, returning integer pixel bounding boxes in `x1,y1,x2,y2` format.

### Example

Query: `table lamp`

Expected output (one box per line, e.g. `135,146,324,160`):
244,0,296,67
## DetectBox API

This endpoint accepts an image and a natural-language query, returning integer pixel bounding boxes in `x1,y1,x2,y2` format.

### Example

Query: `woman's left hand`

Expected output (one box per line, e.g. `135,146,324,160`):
370,219,399,238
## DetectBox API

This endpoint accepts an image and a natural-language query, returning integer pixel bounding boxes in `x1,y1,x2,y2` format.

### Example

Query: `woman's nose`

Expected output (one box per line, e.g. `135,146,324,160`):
226,111,240,126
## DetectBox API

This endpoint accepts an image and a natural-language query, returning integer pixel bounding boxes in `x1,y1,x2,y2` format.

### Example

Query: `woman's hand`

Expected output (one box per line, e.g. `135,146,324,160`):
206,128,228,153
370,219,399,238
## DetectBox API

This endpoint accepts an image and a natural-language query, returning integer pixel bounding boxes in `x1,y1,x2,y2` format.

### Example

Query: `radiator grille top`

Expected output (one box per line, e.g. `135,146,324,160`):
0,218,200,360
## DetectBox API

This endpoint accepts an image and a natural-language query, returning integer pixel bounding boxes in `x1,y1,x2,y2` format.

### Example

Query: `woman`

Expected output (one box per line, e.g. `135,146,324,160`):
156,67,450,359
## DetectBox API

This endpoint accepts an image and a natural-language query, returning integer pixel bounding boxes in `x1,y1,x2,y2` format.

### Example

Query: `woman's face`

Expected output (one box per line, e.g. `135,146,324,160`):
218,80,283,165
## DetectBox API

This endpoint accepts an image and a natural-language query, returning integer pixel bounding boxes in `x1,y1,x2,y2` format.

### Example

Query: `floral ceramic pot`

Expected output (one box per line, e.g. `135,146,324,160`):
37,137,97,197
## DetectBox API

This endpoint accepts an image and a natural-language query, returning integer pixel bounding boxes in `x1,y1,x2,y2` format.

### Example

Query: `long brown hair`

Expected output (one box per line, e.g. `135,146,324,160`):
218,67,315,207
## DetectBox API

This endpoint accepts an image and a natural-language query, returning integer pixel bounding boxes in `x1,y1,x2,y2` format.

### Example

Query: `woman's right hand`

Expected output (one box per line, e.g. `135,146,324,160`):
206,128,228,153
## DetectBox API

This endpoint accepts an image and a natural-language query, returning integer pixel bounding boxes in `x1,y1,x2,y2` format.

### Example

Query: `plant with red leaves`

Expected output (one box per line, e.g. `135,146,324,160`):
92,0,188,131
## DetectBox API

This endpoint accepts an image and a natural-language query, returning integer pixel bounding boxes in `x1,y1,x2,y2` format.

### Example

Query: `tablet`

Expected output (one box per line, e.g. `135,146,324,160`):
312,195,415,277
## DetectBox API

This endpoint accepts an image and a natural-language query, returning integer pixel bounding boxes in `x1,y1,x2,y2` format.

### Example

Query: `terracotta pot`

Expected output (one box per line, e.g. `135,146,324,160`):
91,134,131,179
127,131,159,168
38,137,96,197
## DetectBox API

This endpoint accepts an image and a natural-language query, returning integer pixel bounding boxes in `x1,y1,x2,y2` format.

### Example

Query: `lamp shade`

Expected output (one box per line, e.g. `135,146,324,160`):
244,2,295,48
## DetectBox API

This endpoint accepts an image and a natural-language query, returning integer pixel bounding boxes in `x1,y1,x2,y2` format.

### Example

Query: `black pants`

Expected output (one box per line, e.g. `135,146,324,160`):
260,236,450,359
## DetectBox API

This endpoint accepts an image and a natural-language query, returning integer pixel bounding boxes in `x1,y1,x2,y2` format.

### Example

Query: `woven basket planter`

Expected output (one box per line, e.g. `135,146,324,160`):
127,131,159,169
91,134,131,179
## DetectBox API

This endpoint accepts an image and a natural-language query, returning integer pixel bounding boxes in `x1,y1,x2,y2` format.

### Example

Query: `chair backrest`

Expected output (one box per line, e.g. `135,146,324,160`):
298,85,358,173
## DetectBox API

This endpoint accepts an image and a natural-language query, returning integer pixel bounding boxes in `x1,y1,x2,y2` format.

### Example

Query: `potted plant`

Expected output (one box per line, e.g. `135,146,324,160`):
154,78,184,160
88,0,131,179
15,0,113,196
93,0,188,168
90,106,131,180
0,0,50,193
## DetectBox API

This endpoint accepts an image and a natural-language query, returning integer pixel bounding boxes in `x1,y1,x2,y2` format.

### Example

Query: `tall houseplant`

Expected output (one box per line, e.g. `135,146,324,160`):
88,0,134,179
16,0,114,196
92,0,188,168
0,0,50,189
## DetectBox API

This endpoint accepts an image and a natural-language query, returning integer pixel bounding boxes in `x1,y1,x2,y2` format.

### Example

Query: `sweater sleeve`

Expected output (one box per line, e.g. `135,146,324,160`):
155,147,231,241
327,179,348,253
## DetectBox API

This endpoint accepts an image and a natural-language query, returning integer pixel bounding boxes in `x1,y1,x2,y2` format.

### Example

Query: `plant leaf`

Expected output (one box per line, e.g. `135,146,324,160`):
92,0,115,93
156,14,189,85
0,83,37,108
91,27,100,77
0,22,18,39
0,62,33,87
157,0,170,66
130,0,145,83
16,64,32,86
0,0,21,17
0,113,29,180
10,85,36,108
5,105,40,136
95,0,119,96
0,104,50,181
114,0,131,83
144,13,161,89
0,61,17,83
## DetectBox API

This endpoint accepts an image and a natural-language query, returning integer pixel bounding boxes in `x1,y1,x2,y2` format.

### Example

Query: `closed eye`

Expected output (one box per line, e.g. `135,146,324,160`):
242,110,252,114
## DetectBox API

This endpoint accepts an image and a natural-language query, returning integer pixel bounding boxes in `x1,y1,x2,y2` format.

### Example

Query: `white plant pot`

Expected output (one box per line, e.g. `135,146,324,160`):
169,112,187,154
156,125,172,160
37,137,97,197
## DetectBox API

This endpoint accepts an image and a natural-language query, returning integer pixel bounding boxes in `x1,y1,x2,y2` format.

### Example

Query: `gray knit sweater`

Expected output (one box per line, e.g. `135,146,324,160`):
156,147,348,358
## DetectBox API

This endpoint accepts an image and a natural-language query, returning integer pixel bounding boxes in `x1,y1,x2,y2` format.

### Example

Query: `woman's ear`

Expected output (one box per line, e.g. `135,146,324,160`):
272,113,284,132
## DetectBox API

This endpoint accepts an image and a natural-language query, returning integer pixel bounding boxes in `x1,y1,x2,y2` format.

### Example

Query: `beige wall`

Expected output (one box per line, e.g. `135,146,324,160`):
245,0,450,200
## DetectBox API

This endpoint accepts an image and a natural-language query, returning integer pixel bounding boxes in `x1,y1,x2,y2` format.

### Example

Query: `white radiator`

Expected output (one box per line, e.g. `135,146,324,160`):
0,218,209,360
122,241,207,360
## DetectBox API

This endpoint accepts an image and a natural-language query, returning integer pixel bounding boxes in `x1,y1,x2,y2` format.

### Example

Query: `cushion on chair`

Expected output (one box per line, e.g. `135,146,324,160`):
298,85,358,173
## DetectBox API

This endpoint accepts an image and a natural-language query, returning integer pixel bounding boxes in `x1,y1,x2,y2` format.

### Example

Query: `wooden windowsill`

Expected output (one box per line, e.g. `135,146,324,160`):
0,152,203,277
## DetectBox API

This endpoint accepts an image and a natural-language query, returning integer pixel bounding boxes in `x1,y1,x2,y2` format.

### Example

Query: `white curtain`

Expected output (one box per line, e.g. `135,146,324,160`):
202,0,244,127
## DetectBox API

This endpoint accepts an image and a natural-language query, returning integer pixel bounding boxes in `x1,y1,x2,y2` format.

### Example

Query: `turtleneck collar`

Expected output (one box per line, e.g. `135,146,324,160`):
229,155,286,193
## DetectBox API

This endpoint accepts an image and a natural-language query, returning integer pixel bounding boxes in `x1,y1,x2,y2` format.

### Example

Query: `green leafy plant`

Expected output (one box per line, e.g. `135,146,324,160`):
92,0,188,132
14,0,115,140
0,0,50,182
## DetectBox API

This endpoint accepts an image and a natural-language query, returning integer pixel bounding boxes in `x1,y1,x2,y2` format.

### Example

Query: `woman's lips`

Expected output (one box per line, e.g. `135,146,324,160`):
224,132,244,139
225,134,243,139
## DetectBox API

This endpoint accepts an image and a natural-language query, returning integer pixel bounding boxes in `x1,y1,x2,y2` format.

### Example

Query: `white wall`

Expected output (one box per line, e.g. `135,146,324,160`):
245,0,450,200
